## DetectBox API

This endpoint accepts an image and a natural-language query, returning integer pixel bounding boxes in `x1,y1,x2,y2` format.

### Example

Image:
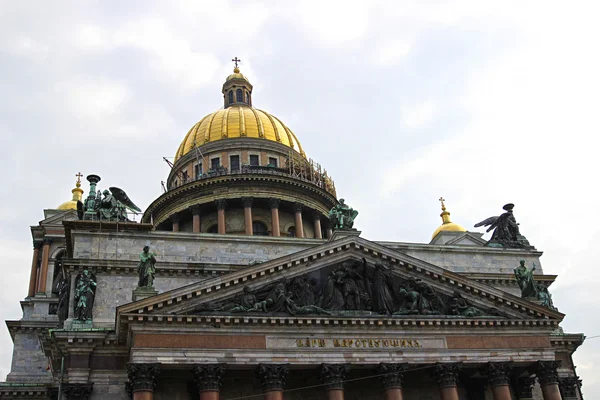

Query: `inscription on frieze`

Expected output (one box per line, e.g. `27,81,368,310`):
266,336,446,349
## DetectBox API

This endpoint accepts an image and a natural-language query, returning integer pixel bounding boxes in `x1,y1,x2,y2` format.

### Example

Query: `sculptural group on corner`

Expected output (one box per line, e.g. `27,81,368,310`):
514,260,557,310
78,174,142,222
475,203,533,249
74,270,97,322
198,258,497,318
328,199,358,230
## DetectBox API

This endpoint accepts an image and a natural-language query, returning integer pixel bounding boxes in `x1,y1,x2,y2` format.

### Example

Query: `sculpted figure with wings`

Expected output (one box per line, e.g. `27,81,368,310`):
475,203,532,249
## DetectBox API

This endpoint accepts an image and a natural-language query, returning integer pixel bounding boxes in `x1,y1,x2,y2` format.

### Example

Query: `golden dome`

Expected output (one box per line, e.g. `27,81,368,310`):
432,197,466,239
174,65,306,162
57,173,84,210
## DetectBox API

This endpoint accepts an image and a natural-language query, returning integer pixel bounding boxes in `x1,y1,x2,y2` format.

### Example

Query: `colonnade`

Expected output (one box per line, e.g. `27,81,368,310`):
115,361,578,400
170,198,330,238
27,238,52,297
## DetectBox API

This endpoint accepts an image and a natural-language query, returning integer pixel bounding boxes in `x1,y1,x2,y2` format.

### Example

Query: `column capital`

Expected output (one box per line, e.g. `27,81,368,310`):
42,238,53,246
535,361,561,386
431,363,462,389
515,377,535,399
190,205,202,215
33,240,43,250
193,364,226,392
170,213,181,223
377,363,406,390
63,383,93,400
269,198,280,209
294,202,303,213
313,213,322,221
558,376,582,398
256,364,289,392
127,363,160,393
215,199,227,211
320,363,350,390
482,362,511,387
241,197,254,208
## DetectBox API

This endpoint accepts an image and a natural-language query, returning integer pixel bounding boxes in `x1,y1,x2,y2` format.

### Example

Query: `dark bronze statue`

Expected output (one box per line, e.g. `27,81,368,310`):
81,175,141,221
475,203,532,249
395,278,442,315
74,270,96,322
137,246,157,288
328,198,358,230
449,291,485,317
514,260,537,298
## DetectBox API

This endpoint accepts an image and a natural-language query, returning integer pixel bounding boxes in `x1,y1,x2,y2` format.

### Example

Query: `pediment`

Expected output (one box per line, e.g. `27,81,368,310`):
117,236,563,334
40,209,79,226
445,232,487,246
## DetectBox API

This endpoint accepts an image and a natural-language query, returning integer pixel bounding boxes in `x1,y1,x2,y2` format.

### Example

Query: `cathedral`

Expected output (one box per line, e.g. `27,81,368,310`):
0,63,584,400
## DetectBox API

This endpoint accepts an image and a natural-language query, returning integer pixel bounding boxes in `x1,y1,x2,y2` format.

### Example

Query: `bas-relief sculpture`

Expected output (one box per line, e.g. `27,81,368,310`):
79,174,142,222
514,260,557,310
74,270,97,322
196,258,500,318
475,203,533,249
328,198,358,230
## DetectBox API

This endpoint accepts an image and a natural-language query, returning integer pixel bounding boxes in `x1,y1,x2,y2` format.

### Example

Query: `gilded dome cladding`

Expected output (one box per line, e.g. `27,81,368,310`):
174,106,306,162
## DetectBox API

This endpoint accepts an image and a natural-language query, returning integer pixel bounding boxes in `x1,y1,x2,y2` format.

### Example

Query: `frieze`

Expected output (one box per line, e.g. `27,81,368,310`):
266,336,446,349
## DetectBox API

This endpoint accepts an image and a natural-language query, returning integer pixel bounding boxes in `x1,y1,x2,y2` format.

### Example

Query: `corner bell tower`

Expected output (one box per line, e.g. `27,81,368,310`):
222,57,253,108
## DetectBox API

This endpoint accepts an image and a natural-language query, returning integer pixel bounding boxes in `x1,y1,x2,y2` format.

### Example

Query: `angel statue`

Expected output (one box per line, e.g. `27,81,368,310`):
328,198,359,230
474,203,532,249
74,270,97,322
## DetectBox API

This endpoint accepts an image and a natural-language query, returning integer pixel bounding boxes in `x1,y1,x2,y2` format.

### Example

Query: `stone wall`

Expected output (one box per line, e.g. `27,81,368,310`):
6,331,53,383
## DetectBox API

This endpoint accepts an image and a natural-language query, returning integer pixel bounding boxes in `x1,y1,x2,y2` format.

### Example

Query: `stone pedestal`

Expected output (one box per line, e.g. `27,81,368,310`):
133,287,159,302
327,229,361,242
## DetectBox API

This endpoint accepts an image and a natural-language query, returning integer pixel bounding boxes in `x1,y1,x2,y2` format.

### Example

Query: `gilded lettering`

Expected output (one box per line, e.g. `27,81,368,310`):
391,340,399,347
401,339,408,347
382,340,389,347
374,340,380,347
361,339,368,347
333,339,342,347
318,339,325,347
413,340,421,348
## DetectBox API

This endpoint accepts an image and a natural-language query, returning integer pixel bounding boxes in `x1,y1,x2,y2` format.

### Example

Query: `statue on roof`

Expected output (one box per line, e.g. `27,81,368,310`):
329,198,358,230
514,260,538,299
81,175,142,222
474,203,532,249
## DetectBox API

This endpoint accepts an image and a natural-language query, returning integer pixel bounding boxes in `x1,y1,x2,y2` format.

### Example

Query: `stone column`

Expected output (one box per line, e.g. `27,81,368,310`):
256,364,289,400
294,203,304,238
483,363,512,400
431,363,462,400
321,364,350,400
313,215,323,239
378,363,406,400
191,205,202,233
326,228,333,238
215,200,227,234
171,213,181,232
242,197,254,235
127,363,160,400
536,361,563,400
558,376,581,400
515,377,535,400
62,383,93,400
37,238,52,295
269,198,280,237
28,241,42,297
193,364,226,400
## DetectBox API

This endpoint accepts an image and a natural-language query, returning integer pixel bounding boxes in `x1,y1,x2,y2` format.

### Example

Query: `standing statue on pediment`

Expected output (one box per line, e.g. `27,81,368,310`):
514,260,538,299
288,276,318,306
321,268,347,310
74,270,96,322
137,246,157,288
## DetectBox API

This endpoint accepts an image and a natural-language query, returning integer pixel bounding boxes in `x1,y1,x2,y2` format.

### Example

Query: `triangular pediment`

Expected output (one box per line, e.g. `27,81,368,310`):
40,209,79,226
117,236,563,338
445,232,487,246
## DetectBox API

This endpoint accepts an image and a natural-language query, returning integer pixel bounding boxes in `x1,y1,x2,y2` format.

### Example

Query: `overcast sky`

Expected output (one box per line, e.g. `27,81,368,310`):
1,0,598,396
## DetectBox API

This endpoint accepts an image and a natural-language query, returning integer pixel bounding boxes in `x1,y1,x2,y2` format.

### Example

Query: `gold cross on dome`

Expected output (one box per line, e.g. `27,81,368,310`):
439,197,446,210
76,172,83,184
232,57,241,68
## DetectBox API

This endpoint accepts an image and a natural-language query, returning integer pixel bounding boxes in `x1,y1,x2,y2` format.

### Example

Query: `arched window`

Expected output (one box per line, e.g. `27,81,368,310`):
245,91,250,103
253,221,268,236
236,89,243,103
228,90,234,104
207,225,219,234
287,226,296,238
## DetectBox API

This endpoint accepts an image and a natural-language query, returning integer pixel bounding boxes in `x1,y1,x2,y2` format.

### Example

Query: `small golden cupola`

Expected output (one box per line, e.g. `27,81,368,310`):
223,57,253,108
432,197,466,239
57,172,84,210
